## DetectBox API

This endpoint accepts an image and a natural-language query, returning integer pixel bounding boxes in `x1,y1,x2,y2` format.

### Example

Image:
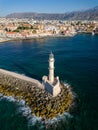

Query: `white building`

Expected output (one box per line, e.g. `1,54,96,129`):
42,52,61,97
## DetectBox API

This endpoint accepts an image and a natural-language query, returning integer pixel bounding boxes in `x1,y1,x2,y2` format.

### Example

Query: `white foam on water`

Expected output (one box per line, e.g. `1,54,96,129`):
18,99,26,105
63,81,71,89
0,94,73,127
0,94,42,126
16,99,42,126
14,71,26,76
18,106,32,116
0,95,16,102
16,98,73,127
21,74,26,76
0,80,74,128
4,96,16,102
44,112,73,125
28,115,42,126
0,93,3,97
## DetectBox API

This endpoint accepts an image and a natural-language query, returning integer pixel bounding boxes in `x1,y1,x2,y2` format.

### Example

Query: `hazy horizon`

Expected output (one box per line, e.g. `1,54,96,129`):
0,0,98,16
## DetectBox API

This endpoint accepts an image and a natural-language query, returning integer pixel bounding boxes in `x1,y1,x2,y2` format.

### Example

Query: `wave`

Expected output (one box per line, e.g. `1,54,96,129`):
0,83,74,128
63,80,71,88
0,95,16,102
0,94,42,126
44,112,73,125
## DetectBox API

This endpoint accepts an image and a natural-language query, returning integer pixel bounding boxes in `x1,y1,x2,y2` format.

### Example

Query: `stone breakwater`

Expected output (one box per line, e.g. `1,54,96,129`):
0,69,43,91
0,69,74,119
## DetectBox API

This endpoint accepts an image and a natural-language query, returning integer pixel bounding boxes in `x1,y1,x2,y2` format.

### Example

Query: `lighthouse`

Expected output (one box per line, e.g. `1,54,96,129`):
49,52,54,83
42,52,61,97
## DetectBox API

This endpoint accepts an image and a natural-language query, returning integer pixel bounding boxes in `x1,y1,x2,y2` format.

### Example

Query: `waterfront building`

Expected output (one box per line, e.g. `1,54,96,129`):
42,52,61,97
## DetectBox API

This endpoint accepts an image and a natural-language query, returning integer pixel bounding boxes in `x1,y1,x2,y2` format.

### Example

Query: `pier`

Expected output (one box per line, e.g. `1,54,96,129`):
0,68,73,119
0,69,43,92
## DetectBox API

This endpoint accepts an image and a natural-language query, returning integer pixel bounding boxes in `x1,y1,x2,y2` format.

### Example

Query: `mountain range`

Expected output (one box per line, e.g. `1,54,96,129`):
6,6,98,20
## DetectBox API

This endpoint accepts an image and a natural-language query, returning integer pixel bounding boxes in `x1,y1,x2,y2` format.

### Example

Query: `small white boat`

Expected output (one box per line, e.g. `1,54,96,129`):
92,31,95,36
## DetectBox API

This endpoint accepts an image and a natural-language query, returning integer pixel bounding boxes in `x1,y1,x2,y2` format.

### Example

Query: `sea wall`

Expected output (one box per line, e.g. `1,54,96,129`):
0,68,74,119
0,69,43,92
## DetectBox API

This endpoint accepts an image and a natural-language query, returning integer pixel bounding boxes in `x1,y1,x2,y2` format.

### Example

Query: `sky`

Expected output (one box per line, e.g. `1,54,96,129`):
0,0,98,16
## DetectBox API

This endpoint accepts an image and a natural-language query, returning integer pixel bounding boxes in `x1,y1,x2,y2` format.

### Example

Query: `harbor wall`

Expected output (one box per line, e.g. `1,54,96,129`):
0,69,43,92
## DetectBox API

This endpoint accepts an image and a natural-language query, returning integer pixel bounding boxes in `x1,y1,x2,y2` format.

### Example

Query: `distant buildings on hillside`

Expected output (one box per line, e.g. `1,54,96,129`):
0,18,98,40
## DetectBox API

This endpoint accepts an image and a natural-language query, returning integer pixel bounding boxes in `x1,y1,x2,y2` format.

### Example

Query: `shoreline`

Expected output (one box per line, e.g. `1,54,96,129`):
0,68,74,119
0,38,12,43
0,31,98,44
0,33,76,43
0,92,74,128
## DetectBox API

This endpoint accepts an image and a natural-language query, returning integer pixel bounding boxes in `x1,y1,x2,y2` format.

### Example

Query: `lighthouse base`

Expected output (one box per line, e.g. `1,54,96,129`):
42,76,61,97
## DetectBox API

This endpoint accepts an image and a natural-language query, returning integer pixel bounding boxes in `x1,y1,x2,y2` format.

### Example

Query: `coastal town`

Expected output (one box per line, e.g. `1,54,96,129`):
0,18,98,42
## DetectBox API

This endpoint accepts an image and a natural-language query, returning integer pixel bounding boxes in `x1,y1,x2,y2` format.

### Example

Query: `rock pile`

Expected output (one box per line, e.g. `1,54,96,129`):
0,71,73,119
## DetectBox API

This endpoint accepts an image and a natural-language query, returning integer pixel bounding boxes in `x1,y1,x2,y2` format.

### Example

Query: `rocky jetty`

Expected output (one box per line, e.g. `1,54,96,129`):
0,69,74,119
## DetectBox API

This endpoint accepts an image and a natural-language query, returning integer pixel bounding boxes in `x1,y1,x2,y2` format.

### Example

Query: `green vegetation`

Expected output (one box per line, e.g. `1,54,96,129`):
13,29,20,32
13,25,33,32
17,26,33,30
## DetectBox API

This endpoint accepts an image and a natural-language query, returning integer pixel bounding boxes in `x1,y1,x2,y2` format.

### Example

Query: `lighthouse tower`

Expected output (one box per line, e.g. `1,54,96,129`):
49,52,54,83
42,52,61,97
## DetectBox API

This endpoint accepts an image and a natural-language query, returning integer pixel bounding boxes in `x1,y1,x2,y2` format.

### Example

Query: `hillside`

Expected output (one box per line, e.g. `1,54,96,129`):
6,6,98,20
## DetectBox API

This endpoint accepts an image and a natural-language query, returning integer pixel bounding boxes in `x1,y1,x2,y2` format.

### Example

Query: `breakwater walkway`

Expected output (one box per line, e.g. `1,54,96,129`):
0,68,74,119
0,69,43,92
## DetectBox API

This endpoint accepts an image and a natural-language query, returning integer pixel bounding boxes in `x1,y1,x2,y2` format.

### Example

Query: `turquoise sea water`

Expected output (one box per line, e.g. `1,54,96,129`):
0,34,98,130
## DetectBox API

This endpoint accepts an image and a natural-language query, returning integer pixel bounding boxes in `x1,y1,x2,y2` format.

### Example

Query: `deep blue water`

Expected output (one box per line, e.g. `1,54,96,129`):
0,34,98,130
